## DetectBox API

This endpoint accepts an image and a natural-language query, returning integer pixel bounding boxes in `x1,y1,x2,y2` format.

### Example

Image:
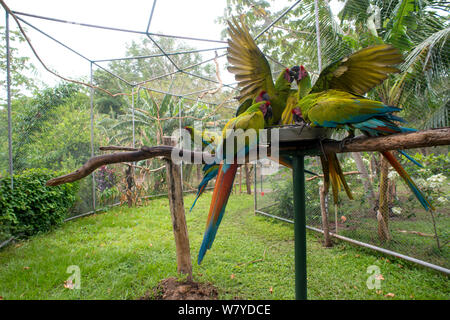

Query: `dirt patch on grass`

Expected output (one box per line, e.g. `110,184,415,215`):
139,277,218,300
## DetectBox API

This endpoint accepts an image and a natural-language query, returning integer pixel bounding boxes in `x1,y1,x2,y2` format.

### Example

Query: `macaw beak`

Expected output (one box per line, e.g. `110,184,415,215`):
284,68,292,82
289,66,301,83
264,104,273,122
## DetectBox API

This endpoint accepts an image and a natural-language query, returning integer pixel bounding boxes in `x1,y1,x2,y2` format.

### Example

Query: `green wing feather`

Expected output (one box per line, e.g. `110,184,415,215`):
280,89,298,125
235,98,253,117
300,90,393,126
311,44,404,95
227,17,275,105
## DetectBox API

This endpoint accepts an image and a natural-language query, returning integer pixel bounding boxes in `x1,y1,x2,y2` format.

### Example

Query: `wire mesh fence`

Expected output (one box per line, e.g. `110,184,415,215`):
0,0,448,273
254,147,449,270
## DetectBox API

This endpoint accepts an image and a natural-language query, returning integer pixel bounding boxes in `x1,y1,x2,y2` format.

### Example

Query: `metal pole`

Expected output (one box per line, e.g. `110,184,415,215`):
254,0,303,40
5,11,13,188
93,47,227,63
89,62,96,212
13,11,227,44
254,163,257,212
146,0,157,33
132,87,135,148
178,98,183,191
292,155,307,300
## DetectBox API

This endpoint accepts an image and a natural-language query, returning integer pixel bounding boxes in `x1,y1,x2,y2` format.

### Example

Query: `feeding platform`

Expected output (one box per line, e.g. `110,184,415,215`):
268,125,332,143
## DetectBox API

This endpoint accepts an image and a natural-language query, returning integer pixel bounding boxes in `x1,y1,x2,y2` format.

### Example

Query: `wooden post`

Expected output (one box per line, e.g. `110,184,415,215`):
319,155,333,247
239,166,242,194
125,165,134,207
377,156,391,242
245,164,252,194
163,137,193,280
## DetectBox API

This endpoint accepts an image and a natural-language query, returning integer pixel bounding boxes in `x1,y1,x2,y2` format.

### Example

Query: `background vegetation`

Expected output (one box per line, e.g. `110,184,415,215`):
0,0,448,298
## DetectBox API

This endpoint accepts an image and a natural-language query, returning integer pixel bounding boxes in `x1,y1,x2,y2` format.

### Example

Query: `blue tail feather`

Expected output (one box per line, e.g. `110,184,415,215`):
190,165,219,211
197,172,237,264
398,150,423,168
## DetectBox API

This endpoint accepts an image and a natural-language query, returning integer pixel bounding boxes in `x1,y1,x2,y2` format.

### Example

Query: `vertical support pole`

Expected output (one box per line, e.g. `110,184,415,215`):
292,155,307,300
89,62,96,212
335,203,339,234
253,163,257,213
131,86,135,148
5,11,13,188
314,0,322,72
178,98,183,191
260,164,262,194
146,0,158,33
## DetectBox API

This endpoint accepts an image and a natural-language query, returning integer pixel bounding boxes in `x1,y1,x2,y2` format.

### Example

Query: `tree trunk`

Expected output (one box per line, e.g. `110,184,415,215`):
239,166,242,194
164,159,193,280
245,164,252,195
352,152,376,206
319,155,333,247
377,156,391,242
125,165,134,207
370,153,379,179
163,136,192,280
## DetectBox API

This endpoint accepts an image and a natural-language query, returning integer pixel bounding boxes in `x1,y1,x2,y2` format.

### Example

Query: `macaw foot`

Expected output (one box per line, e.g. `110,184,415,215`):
296,121,310,136
339,132,355,151
318,138,327,161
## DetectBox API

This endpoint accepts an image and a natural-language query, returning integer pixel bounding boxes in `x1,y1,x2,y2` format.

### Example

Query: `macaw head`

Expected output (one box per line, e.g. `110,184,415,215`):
255,91,272,121
264,102,273,122
283,68,294,83
291,107,303,122
184,126,193,134
290,65,309,83
255,90,270,103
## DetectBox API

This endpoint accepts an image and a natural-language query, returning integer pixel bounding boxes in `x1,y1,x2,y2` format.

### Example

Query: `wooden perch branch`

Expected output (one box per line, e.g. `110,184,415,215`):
323,127,450,154
46,128,450,186
46,146,207,186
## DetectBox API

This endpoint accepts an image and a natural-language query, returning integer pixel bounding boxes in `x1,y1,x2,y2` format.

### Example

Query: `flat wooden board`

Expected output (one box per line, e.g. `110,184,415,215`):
267,125,332,143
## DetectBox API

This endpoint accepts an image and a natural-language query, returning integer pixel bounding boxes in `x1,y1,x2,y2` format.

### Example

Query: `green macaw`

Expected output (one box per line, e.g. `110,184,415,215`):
227,17,295,125
281,44,404,126
184,126,219,150
198,94,272,263
294,89,433,212
188,92,272,212
184,126,220,211
282,45,405,204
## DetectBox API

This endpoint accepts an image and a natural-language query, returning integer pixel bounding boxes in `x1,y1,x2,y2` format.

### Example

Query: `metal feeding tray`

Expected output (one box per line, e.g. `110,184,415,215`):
266,125,332,144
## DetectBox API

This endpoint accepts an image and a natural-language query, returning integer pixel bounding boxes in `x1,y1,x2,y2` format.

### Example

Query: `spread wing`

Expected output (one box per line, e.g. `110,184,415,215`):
311,44,404,95
227,17,275,104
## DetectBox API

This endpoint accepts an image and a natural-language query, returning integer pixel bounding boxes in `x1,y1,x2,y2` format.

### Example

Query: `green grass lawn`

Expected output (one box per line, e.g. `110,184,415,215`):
0,192,448,300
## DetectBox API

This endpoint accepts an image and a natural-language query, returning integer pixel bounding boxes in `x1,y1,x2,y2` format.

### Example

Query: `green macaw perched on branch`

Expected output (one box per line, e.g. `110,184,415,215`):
184,126,219,150
227,17,320,175
227,17,296,125
281,44,404,126
282,44,405,204
198,93,272,264
292,81,434,212
184,126,221,211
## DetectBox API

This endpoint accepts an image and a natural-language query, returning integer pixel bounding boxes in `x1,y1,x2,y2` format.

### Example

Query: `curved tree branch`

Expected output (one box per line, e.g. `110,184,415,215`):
46,127,450,186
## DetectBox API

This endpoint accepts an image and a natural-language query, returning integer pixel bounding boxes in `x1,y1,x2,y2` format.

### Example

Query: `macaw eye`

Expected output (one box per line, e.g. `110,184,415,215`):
262,93,270,101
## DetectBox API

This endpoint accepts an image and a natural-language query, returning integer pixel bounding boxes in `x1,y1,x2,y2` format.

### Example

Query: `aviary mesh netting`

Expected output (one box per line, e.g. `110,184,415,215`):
1,0,448,268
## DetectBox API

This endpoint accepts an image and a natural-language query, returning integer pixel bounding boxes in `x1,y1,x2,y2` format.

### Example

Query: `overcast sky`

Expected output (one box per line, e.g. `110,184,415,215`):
1,0,343,89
